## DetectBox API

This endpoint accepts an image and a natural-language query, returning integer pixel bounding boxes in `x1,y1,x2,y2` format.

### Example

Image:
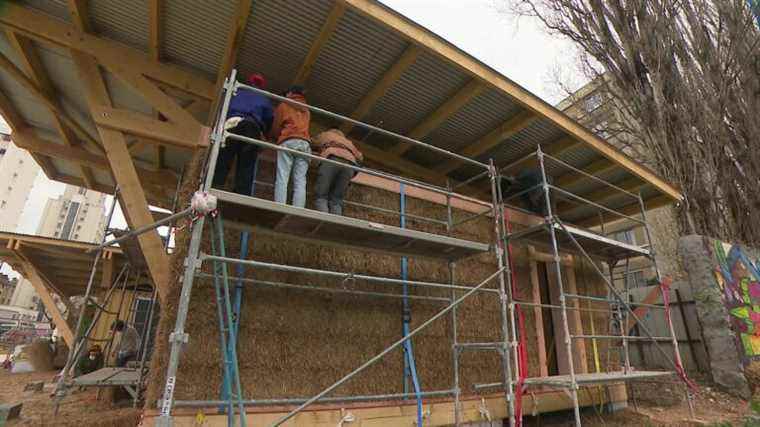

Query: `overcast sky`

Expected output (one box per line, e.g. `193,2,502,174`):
2,0,585,277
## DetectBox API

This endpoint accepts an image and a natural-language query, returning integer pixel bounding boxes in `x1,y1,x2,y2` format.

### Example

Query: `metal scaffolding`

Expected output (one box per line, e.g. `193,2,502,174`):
488,146,696,426
154,69,693,427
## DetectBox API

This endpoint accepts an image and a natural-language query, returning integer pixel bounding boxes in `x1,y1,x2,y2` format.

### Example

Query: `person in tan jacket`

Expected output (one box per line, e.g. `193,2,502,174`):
312,129,363,215
271,85,311,208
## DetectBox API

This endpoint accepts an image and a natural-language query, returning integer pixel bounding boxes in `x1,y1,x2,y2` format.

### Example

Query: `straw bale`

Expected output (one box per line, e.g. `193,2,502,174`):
145,153,613,407
23,339,54,372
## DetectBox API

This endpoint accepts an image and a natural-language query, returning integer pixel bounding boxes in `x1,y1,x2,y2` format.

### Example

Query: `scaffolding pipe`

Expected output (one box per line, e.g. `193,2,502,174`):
87,207,193,253
226,131,465,199
194,275,450,303
172,389,456,407
271,267,507,426
199,255,498,294
235,81,487,170
156,71,237,427
538,146,581,427
542,153,640,200
489,162,516,427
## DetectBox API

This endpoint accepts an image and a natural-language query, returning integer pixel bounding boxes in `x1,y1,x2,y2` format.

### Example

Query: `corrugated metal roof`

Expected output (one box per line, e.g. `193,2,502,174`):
162,0,236,78
237,0,333,94
307,7,408,118
90,0,149,53
364,50,470,145
16,0,70,23
0,0,677,218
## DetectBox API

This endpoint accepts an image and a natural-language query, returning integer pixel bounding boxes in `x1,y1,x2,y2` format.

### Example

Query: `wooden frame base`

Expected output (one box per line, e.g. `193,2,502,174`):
142,385,626,426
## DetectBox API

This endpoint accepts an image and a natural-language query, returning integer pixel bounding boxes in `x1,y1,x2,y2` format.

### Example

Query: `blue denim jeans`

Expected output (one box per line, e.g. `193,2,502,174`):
274,138,311,208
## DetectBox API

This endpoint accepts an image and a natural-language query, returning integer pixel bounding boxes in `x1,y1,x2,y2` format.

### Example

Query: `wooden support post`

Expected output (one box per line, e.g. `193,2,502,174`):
563,264,588,374
72,51,171,302
21,261,74,347
100,252,114,289
528,246,548,377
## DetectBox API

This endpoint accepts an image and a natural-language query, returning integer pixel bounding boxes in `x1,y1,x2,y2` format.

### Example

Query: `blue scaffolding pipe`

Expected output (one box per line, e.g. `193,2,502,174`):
220,160,258,406
400,183,424,427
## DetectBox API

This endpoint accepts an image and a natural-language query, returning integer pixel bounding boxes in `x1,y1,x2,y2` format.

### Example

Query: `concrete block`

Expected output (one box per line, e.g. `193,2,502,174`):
0,402,22,425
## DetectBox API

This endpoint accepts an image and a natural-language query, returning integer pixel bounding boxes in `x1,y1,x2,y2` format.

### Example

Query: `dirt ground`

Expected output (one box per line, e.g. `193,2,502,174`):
531,375,755,426
0,369,140,427
0,370,755,426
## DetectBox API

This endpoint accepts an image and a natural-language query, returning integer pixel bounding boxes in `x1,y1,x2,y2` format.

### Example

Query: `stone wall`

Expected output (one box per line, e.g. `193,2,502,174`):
678,235,756,398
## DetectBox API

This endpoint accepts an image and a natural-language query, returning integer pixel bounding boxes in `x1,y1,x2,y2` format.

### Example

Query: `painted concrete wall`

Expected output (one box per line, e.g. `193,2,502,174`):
678,235,756,398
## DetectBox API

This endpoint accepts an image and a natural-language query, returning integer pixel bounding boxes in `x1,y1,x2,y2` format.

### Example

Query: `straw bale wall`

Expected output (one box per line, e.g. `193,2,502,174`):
145,153,613,406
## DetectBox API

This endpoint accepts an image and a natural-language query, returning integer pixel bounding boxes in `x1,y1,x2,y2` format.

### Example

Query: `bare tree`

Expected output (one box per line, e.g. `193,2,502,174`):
508,0,760,246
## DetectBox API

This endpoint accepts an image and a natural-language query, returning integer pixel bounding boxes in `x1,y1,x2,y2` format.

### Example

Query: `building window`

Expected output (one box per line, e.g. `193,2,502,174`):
0,201,5,209
78,187,86,195
613,230,636,245
60,201,80,240
584,93,603,113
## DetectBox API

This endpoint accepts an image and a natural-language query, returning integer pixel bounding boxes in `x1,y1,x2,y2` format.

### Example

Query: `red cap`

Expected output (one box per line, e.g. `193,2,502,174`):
247,73,266,89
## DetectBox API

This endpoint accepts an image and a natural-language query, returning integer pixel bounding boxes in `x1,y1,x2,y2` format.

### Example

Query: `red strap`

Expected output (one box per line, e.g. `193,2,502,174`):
659,279,699,393
503,208,528,427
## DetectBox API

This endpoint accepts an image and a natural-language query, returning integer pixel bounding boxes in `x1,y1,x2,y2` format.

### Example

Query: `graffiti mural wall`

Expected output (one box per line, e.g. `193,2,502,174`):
712,241,760,361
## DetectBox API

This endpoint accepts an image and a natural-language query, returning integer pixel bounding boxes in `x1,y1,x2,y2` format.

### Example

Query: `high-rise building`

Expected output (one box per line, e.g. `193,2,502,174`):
37,185,108,243
0,134,40,233
0,272,17,306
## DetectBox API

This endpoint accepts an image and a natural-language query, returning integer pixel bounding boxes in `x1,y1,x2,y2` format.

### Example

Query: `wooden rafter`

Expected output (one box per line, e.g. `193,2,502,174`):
578,195,671,228
207,0,254,124
0,50,101,150
0,3,214,100
556,177,646,214
6,30,97,188
90,106,206,149
148,0,162,61
502,136,583,174
437,110,539,175
293,0,346,85
339,44,420,134
66,0,90,33
13,130,176,189
554,158,617,189
71,50,172,302
20,260,74,346
389,79,484,157
344,0,682,201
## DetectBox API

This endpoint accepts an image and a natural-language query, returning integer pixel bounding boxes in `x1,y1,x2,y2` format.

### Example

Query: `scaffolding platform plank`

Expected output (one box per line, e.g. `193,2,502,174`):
72,367,140,386
508,221,650,261
524,370,673,388
211,189,490,260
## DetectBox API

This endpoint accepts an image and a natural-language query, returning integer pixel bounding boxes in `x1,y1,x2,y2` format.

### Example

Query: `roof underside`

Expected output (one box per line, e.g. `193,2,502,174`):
0,0,680,225
0,232,137,298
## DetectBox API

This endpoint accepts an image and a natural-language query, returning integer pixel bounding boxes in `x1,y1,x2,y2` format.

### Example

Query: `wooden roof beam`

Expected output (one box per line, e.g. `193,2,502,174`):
344,0,682,201
19,259,74,346
72,50,171,302
293,0,346,86
208,0,254,124
501,136,583,174
437,110,539,175
577,194,671,228
340,44,420,134
13,129,176,189
389,79,484,157
66,0,91,33
0,3,214,100
6,30,97,189
556,177,647,214
90,106,207,149
0,71,60,181
554,158,617,189
148,0,162,61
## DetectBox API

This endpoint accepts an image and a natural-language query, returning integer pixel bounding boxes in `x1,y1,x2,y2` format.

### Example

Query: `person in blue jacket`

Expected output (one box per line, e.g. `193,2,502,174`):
212,73,274,196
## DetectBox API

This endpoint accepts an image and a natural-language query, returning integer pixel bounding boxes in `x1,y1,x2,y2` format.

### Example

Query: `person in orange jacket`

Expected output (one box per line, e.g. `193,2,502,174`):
312,129,363,215
271,85,311,208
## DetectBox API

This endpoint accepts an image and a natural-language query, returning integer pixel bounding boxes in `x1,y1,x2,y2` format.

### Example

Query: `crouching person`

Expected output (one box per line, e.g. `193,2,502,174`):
112,320,140,367
313,129,363,215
